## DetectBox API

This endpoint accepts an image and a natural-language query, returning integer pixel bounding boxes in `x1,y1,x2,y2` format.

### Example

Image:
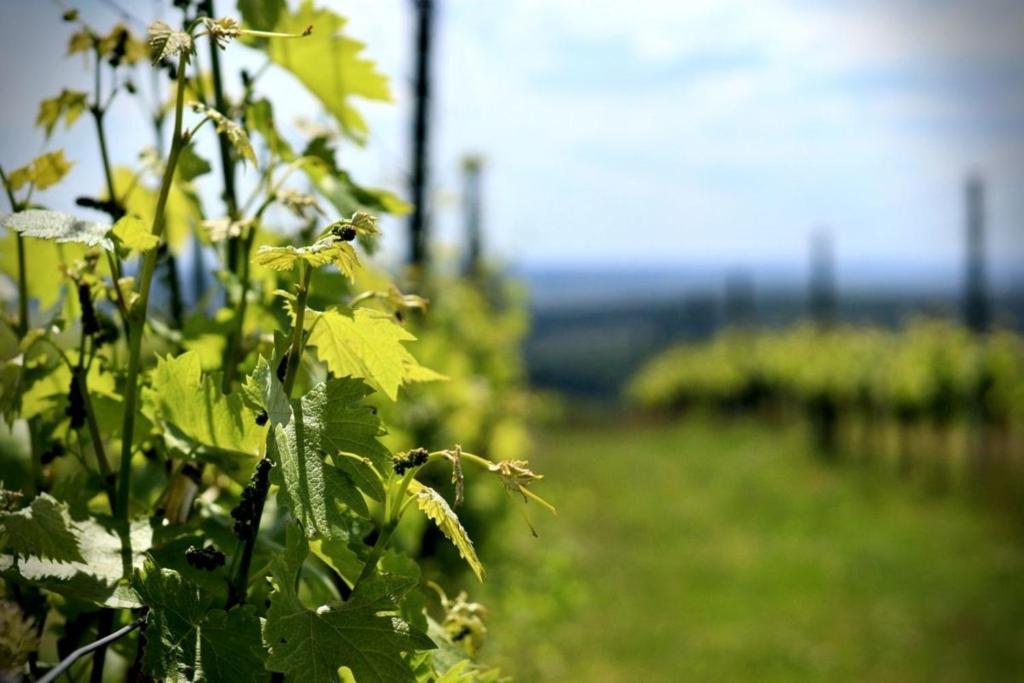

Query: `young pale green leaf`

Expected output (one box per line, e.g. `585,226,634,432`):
262,530,434,683
253,238,359,278
148,20,192,63
407,480,484,581
0,600,39,673
133,560,266,683
0,517,153,608
36,89,88,140
3,209,113,251
145,351,266,465
246,98,294,159
111,214,158,252
252,0,391,143
0,493,83,562
7,150,74,191
242,356,291,427
305,308,441,401
191,103,256,166
176,143,212,182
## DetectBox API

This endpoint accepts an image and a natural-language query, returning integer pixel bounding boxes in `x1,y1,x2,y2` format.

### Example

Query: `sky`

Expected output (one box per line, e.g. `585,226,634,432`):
1,0,1022,289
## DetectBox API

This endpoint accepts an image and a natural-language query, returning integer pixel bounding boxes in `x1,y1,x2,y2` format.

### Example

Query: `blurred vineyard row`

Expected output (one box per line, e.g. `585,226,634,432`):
629,320,1023,488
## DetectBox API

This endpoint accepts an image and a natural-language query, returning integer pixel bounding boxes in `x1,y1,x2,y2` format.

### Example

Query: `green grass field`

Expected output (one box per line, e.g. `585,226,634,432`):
475,418,1024,682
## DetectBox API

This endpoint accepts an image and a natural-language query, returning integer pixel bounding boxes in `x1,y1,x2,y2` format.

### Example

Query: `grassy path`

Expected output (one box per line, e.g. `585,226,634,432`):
476,418,1024,681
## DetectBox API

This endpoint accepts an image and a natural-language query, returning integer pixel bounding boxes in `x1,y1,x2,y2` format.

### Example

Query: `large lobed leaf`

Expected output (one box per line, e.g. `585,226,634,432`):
0,492,83,563
271,377,391,538
1,508,153,608
306,308,443,401
145,351,266,469
248,0,391,143
262,526,434,683
133,559,266,682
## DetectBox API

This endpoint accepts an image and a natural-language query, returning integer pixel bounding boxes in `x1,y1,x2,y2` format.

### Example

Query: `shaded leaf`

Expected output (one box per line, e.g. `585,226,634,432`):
0,517,153,608
262,531,433,683
0,493,83,562
133,559,266,682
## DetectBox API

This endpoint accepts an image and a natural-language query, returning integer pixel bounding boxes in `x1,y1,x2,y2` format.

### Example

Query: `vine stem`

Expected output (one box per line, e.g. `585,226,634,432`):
0,167,27,336
89,45,132,335
281,262,311,397
227,262,311,607
37,617,144,683
115,54,189,521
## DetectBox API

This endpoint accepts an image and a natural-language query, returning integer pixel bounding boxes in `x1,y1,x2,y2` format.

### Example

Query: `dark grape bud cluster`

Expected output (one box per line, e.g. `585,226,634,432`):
231,459,272,541
393,447,430,474
332,225,358,242
78,283,100,336
75,196,125,221
185,544,226,571
66,375,87,430
255,410,269,426
107,28,129,67
40,441,65,465
94,314,120,347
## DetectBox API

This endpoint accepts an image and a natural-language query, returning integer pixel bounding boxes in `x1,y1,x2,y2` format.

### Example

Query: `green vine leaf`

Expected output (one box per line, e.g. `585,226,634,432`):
270,377,391,537
249,0,391,143
2,209,113,251
133,559,266,682
7,150,74,191
176,143,212,182
242,356,291,427
0,492,83,563
111,214,158,253
0,517,153,608
253,238,359,277
191,103,256,166
145,351,265,470
407,481,484,581
148,20,193,63
305,308,441,401
262,527,434,683
36,89,88,140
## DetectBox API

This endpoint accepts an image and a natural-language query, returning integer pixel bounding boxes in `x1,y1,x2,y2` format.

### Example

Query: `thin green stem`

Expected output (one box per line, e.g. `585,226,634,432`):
115,54,189,521
282,263,311,397
221,225,257,391
0,167,27,336
353,521,396,588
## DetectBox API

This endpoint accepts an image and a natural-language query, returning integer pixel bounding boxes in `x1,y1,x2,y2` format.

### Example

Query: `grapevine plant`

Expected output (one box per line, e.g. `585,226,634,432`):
0,3,552,681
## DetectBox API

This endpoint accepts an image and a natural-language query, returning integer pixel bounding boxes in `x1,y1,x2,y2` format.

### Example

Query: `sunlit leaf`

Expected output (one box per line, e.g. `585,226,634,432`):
36,89,88,140
111,214,158,252
407,480,484,581
2,209,112,251
251,0,391,143
305,308,440,401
